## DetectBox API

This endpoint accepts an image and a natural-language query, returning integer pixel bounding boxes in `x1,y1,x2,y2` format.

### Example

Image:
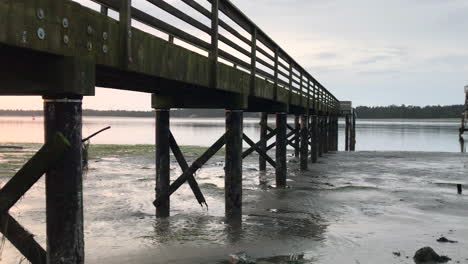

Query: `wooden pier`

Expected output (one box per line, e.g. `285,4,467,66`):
0,0,355,263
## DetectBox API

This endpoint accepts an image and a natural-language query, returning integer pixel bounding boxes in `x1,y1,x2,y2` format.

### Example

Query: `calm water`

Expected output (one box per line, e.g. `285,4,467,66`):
1,116,467,263
0,116,462,152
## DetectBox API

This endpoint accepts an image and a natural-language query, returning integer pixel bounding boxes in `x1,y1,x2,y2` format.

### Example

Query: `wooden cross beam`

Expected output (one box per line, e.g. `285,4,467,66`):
0,133,71,264
242,134,276,168
242,128,277,159
266,128,298,151
154,133,226,208
168,132,207,207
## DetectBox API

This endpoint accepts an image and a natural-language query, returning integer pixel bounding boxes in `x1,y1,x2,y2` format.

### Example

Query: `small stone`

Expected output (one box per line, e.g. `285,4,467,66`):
393,251,401,257
413,247,451,263
437,236,457,243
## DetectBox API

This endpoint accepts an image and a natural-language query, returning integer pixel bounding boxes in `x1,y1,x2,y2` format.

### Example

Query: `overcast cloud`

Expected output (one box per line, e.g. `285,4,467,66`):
1,0,467,110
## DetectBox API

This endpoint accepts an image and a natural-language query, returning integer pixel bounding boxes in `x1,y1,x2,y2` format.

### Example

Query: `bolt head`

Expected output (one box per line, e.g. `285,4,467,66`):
87,26,93,35
37,8,45,20
37,28,46,40
102,32,108,40
21,31,27,44
102,45,108,53
62,18,69,28
63,35,69,45
87,42,93,51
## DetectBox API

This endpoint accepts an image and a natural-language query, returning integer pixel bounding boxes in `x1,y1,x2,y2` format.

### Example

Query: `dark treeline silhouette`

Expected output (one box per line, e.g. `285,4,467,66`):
356,105,464,119
0,105,463,119
0,109,259,118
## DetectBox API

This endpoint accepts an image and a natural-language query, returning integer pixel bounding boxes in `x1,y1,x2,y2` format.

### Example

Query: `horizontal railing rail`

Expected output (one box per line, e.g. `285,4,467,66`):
90,0,339,112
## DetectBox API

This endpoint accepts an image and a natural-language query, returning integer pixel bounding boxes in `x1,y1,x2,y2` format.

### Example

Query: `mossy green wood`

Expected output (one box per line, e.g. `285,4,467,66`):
0,0,336,113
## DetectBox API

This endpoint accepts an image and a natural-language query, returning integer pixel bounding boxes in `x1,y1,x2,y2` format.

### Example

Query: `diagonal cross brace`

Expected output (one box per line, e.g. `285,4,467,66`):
242,133,276,168
154,133,226,208
0,132,71,264
266,128,299,151
242,128,277,159
168,132,207,208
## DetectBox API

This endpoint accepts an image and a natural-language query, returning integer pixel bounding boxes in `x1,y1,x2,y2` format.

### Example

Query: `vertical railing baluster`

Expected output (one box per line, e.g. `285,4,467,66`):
288,59,293,105
274,46,279,100
210,0,219,88
299,72,303,106
120,0,132,67
100,5,108,15
307,79,311,110
250,27,257,95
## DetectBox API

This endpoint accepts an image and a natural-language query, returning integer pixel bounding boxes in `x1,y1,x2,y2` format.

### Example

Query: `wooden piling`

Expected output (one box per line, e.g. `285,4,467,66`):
156,109,170,218
345,114,350,151
457,184,463,195
334,116,339,151
324,116,329,154
318,116,323,157
311,115,318,163
225,110,243,222
259,112,268,171
43,96,84,264
300,114,308,170
294,115,300,157
276,113,287,188
350,112,356,151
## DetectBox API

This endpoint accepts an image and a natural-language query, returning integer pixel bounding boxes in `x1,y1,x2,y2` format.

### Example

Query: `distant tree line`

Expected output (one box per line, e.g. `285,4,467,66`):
0,105,464,119
0,109,258,118
355,105,464,119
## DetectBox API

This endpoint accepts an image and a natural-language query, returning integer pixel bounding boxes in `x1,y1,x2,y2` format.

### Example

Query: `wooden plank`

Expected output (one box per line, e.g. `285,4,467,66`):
0,132,70,213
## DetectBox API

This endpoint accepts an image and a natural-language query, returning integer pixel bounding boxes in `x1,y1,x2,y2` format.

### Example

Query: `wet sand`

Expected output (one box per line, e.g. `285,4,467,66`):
1,147,467,263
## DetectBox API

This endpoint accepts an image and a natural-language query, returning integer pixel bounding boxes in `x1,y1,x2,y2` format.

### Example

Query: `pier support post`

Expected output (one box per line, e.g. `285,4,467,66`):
318,116,323,157
43,96,84,264
156,109,170,218
294,115,300,157
324,116,329,154
225,110,243,222
334,116,339,151
276,113,287,188
350,112,356,151
345,114,350,151
300,114,309,170
259,112,268,171
311,115,318,163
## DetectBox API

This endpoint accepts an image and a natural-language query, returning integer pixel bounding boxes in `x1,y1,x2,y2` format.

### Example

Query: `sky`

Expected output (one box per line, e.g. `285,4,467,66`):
1,0,467,110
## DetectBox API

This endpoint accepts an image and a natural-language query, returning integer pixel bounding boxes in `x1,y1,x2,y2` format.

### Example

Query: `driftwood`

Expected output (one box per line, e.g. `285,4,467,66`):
154,133,226,207
82,126,111,142
168,132,207,207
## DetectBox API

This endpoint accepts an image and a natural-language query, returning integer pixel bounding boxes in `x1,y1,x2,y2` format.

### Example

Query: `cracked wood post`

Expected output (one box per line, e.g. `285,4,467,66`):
311,115,318,163
300,114,309,171
225,110,243,223
43,96,84,264
294,115,300,157
156,109,170,218
259,112,268,171
276,112,287,188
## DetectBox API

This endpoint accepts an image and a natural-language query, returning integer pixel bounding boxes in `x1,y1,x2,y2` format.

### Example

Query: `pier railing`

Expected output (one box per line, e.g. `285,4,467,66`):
92,0,339,112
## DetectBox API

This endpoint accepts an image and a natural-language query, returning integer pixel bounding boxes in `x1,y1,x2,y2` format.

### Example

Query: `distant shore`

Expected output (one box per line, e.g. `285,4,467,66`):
0,104,464,119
